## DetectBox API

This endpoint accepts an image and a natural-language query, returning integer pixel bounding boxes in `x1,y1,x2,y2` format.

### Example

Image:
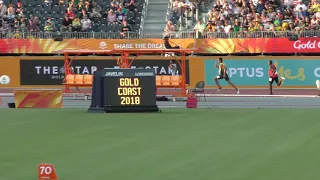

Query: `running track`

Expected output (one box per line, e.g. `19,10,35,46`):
1,88,319,109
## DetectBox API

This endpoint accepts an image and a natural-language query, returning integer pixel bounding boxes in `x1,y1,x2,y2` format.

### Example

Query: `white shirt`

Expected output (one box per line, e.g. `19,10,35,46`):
224,25,232,33
295,3,307,11
81,19,91,30
252,0,259,6
194,23,206,33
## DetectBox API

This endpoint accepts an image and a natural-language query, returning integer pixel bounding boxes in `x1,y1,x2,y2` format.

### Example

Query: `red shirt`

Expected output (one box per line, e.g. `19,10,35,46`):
67,11,75,19
268,64,278,78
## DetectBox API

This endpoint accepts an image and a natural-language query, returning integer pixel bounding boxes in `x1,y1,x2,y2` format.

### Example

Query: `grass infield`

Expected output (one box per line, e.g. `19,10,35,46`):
1,108,320,180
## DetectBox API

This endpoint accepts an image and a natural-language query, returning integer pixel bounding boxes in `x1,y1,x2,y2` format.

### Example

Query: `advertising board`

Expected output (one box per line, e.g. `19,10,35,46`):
204,59,320,86
20,59,190,85
1,38,320,54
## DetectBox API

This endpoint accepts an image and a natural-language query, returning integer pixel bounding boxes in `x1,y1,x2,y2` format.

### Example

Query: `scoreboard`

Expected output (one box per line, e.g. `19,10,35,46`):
103,68,159,113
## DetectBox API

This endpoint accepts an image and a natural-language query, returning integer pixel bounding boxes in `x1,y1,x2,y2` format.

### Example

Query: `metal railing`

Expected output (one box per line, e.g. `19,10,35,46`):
0,30,319,39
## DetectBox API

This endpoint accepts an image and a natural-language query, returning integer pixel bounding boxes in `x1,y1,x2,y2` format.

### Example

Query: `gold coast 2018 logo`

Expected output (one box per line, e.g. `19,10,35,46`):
0,75,10,85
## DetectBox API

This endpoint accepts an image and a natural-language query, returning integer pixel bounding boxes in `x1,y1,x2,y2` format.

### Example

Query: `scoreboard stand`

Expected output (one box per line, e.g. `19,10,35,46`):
88,68,160,113
104,106,160,113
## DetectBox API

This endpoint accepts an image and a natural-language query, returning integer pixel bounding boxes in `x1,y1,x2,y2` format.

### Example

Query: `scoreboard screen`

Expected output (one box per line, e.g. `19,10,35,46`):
103,68,157,109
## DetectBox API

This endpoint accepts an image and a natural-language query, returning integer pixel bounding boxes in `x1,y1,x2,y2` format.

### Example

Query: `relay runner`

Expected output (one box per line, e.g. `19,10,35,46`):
214,58,239,94
268,60,285,95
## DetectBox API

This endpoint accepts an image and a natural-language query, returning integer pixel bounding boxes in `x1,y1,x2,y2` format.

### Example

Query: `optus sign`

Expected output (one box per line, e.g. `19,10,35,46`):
204,59,320,86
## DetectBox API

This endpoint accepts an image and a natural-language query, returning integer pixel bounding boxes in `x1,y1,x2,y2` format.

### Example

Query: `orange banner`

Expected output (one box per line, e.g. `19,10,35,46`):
14,89,63,108
0,57,20,87
1,38,320,54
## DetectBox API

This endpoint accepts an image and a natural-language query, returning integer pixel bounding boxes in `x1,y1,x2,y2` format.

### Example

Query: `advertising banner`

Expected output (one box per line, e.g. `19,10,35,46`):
0,57,20,87
1,38,320,54
20,59,190,85
205,59,320,86
14,89,63,108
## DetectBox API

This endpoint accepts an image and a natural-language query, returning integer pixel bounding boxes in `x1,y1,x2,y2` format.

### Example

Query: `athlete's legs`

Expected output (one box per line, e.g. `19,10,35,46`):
225,75,239,93
269,78,274,95
274,77,282,86
226,80,238,90
277,77,285,86
214,77,222,89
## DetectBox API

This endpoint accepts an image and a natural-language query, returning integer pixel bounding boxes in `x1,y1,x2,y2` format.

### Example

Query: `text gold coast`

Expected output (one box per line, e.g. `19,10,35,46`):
118,78,142,105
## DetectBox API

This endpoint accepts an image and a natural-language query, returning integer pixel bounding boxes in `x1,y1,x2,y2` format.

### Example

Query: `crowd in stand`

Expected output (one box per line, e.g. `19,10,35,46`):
0,0,136,38
166,0,320,38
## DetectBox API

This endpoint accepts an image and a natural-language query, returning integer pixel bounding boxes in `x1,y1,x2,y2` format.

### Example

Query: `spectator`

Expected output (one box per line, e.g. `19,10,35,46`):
20,18,26,32
27,19,39,32
79,8,88,19
295,0,307,12
44,21,53,32
61,15,72,32
274,21,283,31
119,4,127,14
72,17,81,31
284,8,293,21
310,0,320,13
120,20,131,37
256,0,265,14
90,2,102,19
117,7,126,23
80,15,91,31
16,2,23,15
179,0,193,17
84,1,91,12
46,17,56,31
67,7,75,20
172,0,181,16
13,17,20,29
69,0,78,8
310,15,318,30
224,21,232,33
30,15,40,26
7,3,15,21
164,20,175,33
316,9,320,19
0,0,7,19
17,8,25,19
77,0,85,10
125,0,138,16
264,18,274,31
193,19,206,37
233,20,241,32
206,21,216,32
304,16,310,30
288,22,295,31
111,0,119,11
107,9,117,24
296,7,307,20
13,29,21,38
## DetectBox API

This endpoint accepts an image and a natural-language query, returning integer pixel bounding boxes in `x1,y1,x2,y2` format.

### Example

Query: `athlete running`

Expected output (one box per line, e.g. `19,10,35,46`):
268,60,285,95
214,58,239,94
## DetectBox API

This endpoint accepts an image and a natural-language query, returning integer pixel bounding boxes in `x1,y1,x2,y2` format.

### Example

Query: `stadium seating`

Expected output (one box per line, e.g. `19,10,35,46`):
0,0,145,38
63,74,93,86
167,0,320,38
156,75,182,87
64,74,181,87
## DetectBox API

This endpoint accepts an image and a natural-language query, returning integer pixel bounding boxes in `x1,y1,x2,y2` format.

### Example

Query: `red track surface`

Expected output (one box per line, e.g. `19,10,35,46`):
0,88,318,95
